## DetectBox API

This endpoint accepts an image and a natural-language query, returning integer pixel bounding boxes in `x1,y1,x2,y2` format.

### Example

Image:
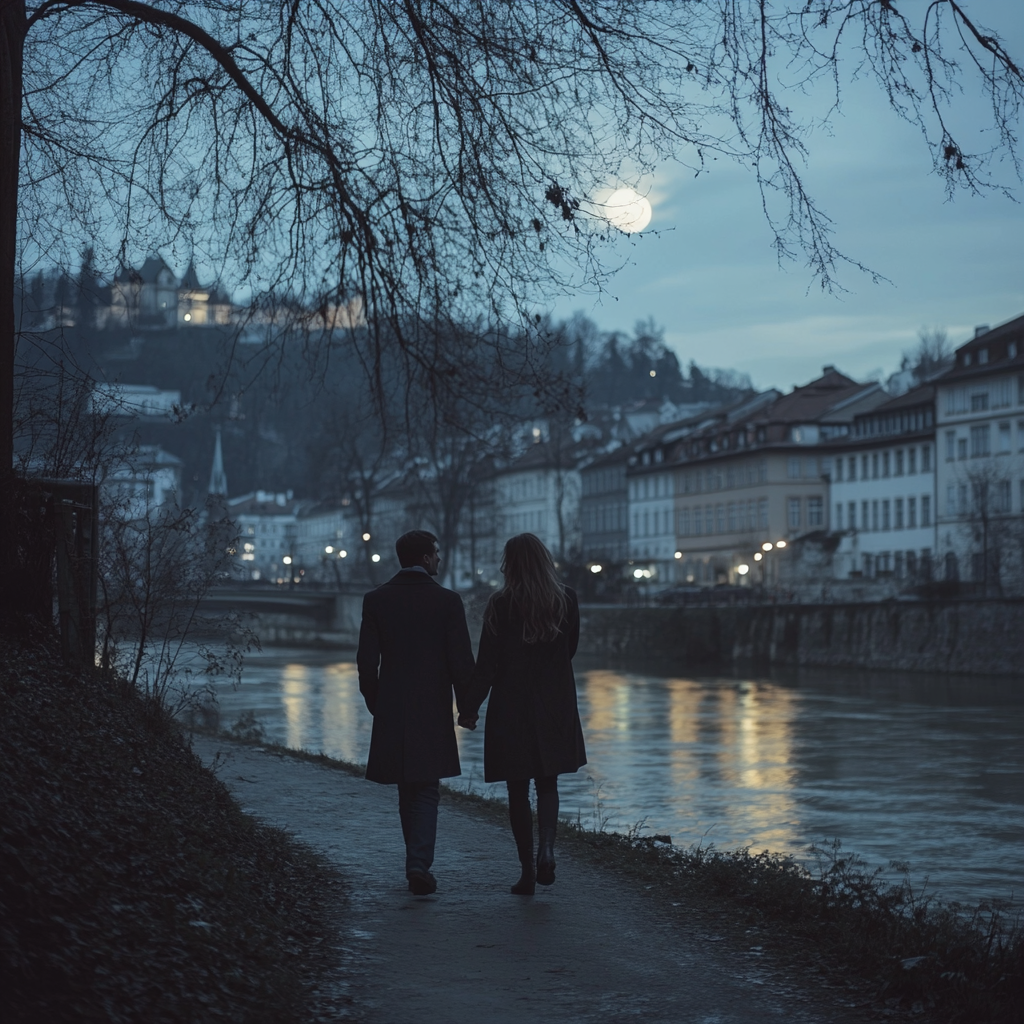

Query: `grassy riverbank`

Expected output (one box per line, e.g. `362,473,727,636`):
221,727,1022,1024
0,640,349,1023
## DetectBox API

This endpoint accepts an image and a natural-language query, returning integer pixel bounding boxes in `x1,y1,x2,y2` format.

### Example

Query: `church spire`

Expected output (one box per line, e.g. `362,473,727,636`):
208,426,228,496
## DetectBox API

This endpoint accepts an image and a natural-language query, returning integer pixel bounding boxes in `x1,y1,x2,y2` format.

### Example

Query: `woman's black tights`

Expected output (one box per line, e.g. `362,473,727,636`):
506,776,558,864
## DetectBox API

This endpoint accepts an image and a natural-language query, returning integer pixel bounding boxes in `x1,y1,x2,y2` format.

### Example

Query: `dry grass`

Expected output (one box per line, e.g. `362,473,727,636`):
0,639,352,1024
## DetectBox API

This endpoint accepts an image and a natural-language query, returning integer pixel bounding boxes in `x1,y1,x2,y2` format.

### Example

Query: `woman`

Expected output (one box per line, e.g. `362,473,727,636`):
463,533,587,895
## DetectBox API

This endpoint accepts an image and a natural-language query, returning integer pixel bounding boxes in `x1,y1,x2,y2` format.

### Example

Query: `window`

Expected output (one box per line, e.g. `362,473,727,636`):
727,502,738,531
835,503,843,530
895,498,904,529
907,550,918,577
882,452,891,477
959,483,968,514
693,508,702,536
979,348,989,365
787,498,801,531
805,457,818,479
999,422,1012,453
834,459,844,482
787,457,801,479
848,456,857,481
882,499,891,531
921,445,931,472
908,496,917,528
848,501,857,530
895,449,904,476
971,391,990,412
861,500,869,531
872,452,879,479
894,551,905,578
908,447,917,474
861,454,869,479
970,424,991,458
758,498,769,529
872,500,880,531
807,496,824,528
995,480,1011,514
679,509,690,535
715,504,725,533
994,378,1012,409
957,437,968,460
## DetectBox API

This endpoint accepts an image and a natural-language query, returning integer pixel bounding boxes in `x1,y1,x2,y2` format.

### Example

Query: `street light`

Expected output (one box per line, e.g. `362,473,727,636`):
761,542,773,552
754,552,763,562
325,545,334,553
776,540,787,549
673,550,682,559
282,555,293,565
589,564,603,574
371,553,381,563
362,532,371,541
338,549,348,558
737,564,750,576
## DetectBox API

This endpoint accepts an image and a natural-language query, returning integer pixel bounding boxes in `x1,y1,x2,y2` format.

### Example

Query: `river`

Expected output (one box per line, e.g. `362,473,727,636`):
207,651,1023,907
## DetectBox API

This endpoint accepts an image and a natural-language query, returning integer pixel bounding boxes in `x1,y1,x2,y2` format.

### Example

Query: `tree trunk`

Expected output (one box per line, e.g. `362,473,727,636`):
0,1,25,622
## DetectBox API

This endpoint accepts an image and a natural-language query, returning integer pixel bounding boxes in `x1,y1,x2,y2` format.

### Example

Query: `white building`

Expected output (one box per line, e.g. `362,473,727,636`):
934,315,1024,591
295,501,357,583
228,490,302,582
492,441,583,564
829,386,937,582
102,445,182,519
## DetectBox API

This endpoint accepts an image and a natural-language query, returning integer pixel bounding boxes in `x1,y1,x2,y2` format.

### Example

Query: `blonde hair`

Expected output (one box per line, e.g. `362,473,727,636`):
485,533,567,643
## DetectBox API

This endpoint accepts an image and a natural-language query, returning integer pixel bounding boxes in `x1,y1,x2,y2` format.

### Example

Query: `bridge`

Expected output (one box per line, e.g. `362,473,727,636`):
201,585,364,646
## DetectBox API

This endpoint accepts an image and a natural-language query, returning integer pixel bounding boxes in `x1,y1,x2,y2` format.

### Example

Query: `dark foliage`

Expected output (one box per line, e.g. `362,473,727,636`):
0,639,347,1023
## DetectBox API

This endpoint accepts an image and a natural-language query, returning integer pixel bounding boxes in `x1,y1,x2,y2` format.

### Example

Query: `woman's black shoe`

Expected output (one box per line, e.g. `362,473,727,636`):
511,864,536,895
536,827,556,885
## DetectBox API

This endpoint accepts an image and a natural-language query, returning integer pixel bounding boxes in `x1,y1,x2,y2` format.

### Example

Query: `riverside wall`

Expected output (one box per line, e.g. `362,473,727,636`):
577,599,1024,676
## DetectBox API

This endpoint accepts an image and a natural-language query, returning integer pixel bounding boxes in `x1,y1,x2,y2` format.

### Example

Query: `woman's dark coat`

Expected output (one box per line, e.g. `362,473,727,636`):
357,571,475,784
468,586,587,783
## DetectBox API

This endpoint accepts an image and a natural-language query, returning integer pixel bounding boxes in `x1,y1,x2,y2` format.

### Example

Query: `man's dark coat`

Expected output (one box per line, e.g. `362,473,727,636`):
357,571,475,784
468,586,587,783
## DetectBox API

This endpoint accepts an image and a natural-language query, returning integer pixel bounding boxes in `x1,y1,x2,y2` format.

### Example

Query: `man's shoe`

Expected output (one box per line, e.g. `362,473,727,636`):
407,869,437,895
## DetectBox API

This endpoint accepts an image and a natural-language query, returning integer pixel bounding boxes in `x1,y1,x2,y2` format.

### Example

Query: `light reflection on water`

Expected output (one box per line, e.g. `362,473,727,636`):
209,652,1024,905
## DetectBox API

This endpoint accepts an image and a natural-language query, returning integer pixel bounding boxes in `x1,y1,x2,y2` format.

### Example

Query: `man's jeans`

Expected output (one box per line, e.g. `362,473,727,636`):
398,781,440,876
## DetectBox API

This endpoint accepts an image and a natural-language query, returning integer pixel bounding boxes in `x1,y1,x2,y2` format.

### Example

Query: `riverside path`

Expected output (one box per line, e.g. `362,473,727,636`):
190,735,866,1024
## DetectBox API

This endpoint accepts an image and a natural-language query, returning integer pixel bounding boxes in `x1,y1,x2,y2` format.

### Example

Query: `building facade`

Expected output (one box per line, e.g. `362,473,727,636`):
829,386,937,582
934,315,1024,592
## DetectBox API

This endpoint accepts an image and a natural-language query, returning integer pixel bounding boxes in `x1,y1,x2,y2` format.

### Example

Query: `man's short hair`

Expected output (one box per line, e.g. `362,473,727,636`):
395,530,438,568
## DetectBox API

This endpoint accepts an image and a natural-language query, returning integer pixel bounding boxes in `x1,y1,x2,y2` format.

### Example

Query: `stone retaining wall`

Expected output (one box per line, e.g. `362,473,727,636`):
578,600,1024,676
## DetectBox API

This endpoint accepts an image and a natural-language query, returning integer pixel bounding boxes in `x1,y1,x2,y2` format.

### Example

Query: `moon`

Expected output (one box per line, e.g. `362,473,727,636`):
602,188,653,233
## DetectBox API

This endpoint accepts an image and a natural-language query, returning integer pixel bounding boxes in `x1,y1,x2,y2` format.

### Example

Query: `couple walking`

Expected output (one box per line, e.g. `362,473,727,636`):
356,530,587,896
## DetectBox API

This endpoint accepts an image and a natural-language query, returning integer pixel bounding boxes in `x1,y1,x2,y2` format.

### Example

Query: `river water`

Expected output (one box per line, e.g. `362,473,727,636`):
208,651,1023,907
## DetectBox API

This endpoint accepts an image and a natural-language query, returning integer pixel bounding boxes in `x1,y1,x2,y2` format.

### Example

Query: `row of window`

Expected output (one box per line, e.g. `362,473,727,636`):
943,378,1019,415
944,422,1024,460
631,460,778,499
582,502,628,534
944,479,1021,517
673,498,773,537
832,444,932,482
854,549,933,579
834,496,932,532
501,510,547,534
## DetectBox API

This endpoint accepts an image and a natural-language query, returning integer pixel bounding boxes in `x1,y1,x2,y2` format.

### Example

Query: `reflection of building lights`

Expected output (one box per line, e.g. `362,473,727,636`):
241,553,255,561
243,542,254,553
371,553,381,562
362,532,371,541
338,549,348,558
590,564,603,574
737,564,750,575
282,555,293,565
776,540,787,549
754,552,763,562
674,550,682,559
325,545,334,553
761,542,773,552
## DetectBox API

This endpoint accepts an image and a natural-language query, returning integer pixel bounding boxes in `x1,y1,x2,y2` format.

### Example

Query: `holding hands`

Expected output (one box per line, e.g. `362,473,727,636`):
457,713,478,731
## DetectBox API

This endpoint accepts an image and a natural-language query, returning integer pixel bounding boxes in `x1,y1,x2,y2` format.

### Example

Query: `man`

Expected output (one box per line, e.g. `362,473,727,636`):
356,530,476,895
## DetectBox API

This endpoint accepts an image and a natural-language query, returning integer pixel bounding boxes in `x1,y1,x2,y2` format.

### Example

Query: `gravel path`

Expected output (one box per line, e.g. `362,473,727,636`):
191,736,863,1024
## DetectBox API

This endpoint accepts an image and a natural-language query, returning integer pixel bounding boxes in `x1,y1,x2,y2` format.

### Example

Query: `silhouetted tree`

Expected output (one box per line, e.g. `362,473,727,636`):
3,1,1024,618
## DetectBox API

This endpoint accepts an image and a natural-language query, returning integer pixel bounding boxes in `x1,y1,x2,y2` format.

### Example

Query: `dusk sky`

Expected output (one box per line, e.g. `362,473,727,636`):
552,3,1024,393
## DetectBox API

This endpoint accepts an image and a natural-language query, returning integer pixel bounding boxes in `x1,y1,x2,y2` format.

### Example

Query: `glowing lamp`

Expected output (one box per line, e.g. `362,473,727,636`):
776,540,787,549
325,545,334,553
362,532,371,541
371,553,381,562
737,564,750,576
282,555,293,565
761,542,773,552
590,564,603,574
